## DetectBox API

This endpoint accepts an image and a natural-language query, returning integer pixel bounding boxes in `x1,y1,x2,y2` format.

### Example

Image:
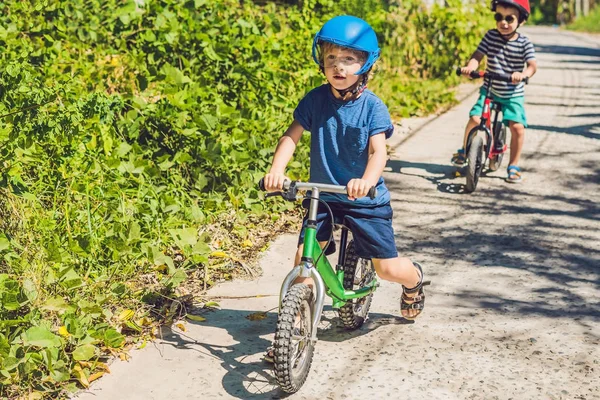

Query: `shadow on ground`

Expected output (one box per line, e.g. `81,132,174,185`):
385,153,600,331
155,307,408,400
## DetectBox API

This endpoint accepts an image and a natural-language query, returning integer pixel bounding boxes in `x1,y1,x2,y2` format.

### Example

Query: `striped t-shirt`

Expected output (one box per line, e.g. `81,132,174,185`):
476,29,536,98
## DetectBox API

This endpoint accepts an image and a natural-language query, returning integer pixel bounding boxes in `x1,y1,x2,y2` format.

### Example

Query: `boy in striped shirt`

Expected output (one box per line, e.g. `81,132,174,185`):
452,0,537,183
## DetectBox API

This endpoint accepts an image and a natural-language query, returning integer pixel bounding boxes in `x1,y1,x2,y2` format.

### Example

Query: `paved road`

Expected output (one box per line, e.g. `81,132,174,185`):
76,26,600,400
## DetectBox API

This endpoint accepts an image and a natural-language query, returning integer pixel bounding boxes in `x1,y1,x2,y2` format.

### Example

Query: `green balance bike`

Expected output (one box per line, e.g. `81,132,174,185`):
260,179,379,393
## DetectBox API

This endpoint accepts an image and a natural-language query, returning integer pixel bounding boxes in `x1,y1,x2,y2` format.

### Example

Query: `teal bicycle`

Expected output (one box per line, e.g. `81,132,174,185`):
260,179,379,393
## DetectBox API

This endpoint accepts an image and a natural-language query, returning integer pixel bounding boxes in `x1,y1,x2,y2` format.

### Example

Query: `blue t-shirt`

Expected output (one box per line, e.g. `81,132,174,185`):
293,84,394,206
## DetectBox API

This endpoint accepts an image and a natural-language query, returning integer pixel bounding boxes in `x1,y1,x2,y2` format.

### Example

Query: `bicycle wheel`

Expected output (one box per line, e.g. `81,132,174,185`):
338,240,375,329
488,122,507,172
273,283,315,393
465,135,485,193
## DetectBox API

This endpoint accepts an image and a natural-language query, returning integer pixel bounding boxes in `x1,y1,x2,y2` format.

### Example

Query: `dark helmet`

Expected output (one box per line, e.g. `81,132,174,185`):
491,0,531,22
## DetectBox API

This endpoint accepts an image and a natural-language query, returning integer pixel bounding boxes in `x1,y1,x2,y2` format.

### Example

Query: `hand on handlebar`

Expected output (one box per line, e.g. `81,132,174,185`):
346,178,374,201
511,71,527,84
460,66,475,77
262,172,289,192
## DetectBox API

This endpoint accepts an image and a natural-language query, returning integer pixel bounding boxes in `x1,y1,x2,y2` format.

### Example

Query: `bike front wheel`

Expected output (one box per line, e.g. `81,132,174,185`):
466,135,485,193
273,283,315,393
338,240,375,329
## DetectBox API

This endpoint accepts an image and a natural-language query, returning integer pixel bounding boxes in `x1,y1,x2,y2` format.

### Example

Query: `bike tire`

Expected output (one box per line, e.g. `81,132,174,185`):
273,283,315,393
488,122,507,172
466,135,485,193
338,240,376,330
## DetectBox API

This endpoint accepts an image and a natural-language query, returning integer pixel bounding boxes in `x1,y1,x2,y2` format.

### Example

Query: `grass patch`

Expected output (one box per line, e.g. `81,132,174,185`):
567,6,600,32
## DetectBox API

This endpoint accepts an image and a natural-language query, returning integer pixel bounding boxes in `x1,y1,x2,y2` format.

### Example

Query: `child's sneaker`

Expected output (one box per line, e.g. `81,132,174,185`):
451,149,467,166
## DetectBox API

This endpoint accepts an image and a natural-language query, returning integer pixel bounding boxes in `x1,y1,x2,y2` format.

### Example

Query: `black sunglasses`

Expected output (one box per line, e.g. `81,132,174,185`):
494,13,516,23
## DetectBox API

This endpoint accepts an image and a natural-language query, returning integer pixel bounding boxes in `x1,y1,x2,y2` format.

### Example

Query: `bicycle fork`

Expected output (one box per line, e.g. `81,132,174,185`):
466,97,493,161
278,263,325,343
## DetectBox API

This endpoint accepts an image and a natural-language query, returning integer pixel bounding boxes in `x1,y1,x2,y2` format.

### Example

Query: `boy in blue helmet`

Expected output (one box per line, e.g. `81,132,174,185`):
262,16,426,360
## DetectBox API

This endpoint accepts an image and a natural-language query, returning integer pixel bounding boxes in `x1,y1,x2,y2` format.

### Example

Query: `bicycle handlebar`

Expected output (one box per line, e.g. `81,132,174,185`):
259,178,377,200
455,68,529,84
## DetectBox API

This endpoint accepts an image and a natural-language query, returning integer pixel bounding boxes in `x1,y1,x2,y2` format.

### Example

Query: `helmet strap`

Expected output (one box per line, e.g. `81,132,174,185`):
331,73,370,101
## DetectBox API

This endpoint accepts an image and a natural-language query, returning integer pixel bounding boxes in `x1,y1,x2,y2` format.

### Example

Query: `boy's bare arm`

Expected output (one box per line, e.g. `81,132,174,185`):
512,59,537,83
347,132,387,200
264,120,304,191
461,50,485,74
524,59,537,78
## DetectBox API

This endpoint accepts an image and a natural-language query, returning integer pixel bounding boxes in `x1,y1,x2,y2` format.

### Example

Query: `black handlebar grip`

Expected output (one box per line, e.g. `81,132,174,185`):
367,186,377,200
523,76,529,85
258,178,265,191
456,67,462,76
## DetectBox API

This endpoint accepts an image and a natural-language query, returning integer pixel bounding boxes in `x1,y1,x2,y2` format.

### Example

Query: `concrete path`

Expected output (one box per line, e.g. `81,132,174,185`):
75,26,600,400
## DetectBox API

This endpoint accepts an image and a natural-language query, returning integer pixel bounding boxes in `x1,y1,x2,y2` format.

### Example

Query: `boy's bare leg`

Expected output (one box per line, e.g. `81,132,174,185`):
463,116,481,149
372,257,422,319
508,121,525,166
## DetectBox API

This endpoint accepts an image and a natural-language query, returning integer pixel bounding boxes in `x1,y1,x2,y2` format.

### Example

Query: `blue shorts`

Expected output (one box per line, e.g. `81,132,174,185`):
298,201,398,259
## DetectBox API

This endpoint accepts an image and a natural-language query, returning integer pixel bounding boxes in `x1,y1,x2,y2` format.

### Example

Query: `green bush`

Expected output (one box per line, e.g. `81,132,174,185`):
568,5,600,31
0,0,487,397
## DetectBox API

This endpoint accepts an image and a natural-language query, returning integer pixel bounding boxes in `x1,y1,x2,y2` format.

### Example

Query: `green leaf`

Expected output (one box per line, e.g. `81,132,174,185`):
152,247,175,273
22,279,38,303
128,221,141,241
162,269,187,289
104,329,125,348
116,142,132,157
41,297,74,314
191,241,211,256
169,227,198,248
41,297,72,313
72,344,96,361
22,326,62,348
0,235,10,251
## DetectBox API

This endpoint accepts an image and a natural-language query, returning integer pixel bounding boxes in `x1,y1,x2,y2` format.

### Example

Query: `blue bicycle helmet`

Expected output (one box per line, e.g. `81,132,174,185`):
312,15,380,76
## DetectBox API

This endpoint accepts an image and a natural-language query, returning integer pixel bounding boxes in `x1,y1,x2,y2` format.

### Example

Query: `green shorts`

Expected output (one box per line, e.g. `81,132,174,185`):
469,89,527,127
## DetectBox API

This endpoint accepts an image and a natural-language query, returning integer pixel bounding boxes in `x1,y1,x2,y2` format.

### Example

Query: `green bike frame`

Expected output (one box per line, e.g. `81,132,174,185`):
278,183,379,342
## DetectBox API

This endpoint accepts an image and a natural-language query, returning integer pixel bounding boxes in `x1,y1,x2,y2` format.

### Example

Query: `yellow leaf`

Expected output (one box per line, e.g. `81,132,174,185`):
72,364,90,388
186,314,206,322
118,352,130,361
78,361,93,368
210,251,229,258
242,239,253,248
88,371,106,383
95,362,110,373
175,323,186,332
138,339,147,349
58,326,70,337
27,392,44,400
136,316,152,326
246,311,267,321
118,309,135,321
155,264,168,273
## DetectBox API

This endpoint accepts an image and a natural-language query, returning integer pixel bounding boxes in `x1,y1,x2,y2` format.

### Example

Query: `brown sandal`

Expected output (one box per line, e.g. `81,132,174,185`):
263,346,275,363
400,262,426,320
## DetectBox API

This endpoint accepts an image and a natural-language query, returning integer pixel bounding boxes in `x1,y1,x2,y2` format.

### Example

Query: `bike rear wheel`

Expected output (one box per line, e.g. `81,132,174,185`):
488,122,507,172
273,283,315,393
338,240,376,329
466,135,485,193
